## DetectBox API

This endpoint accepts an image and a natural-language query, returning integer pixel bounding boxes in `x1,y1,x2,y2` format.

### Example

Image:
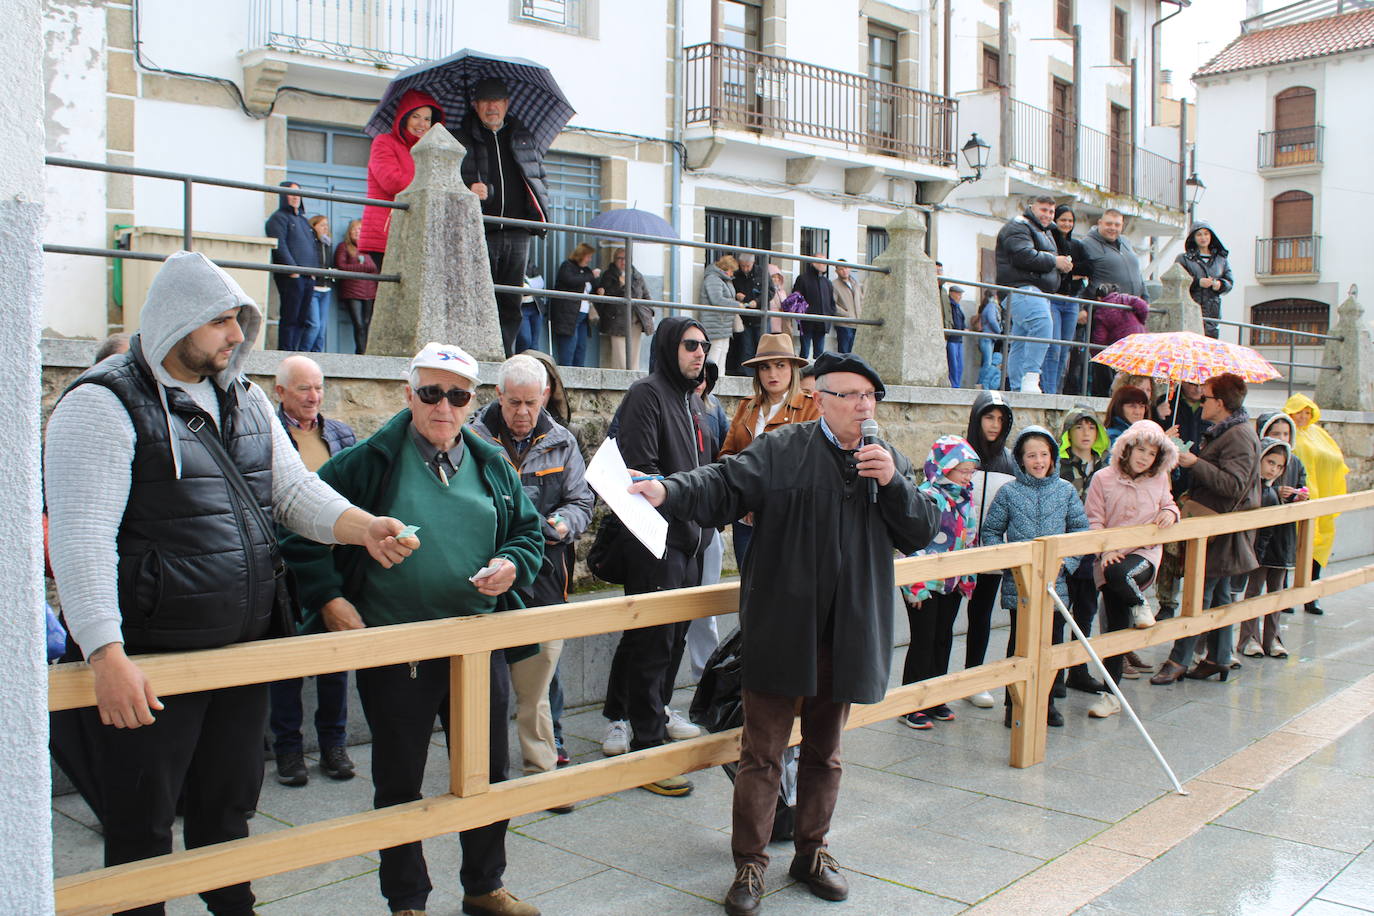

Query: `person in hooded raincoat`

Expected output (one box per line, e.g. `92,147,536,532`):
359,88,445,264
1283,393,1350,615
1174,222,1233,339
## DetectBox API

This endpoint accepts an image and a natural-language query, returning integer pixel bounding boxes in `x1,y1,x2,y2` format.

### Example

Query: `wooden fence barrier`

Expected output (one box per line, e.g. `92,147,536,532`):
48,490,1374,914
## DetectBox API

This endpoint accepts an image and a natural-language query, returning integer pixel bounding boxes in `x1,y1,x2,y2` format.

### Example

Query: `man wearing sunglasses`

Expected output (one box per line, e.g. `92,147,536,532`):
282,342,546,916
629,351,939,916
600,316,712,795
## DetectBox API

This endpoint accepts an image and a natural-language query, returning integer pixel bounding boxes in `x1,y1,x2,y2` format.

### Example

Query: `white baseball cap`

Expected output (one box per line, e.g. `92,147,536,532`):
408,341,480,384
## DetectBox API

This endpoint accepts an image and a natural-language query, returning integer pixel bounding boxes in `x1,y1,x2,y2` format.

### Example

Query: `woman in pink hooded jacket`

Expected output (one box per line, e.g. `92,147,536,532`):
1083,419,1179,718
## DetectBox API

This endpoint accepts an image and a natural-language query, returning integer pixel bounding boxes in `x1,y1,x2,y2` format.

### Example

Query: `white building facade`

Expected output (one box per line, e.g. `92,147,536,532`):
1192,0,1374,385
41,0,1189,366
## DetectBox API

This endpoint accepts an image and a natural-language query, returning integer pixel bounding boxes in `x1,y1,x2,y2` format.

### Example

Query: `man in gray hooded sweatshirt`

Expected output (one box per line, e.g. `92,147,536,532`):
45,251,416,915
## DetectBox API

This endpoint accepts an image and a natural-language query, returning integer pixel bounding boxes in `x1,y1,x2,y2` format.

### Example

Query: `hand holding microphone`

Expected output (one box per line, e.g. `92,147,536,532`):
857,418,895,502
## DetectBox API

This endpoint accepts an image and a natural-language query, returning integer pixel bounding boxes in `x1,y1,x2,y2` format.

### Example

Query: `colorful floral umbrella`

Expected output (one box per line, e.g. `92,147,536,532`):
1091,331,1281,384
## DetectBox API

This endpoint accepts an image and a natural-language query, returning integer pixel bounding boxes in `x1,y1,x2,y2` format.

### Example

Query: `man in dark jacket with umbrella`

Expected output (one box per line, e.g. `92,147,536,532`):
265,182,321,351
1175,222,1233,339
630,352,939,916
456,78,553,358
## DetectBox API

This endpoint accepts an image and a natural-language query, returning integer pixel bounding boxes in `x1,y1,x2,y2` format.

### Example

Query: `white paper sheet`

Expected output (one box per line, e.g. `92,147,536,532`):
585,437,668,559
971,470,1015,533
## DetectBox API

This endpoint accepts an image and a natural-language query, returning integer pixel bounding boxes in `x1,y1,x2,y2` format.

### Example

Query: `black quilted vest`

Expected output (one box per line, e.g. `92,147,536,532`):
68,337,278,651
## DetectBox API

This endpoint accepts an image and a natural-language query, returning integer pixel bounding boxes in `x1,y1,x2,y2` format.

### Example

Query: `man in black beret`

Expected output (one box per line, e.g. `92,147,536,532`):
630,352,938,916
456,77,553,357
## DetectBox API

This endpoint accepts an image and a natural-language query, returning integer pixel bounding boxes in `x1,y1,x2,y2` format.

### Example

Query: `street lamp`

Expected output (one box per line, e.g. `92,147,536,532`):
1185,171,1205,218
957,133,991,185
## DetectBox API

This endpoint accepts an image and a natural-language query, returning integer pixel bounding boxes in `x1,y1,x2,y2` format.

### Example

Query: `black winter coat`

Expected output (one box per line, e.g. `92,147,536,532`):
615,316,711,556
732,261,766,330
455,114,551,235
265,186,320,271
552,259,597,337
1175,222,1233,337
661,421,938,703
596,263,654,336
995,210,1060,293
793,263,835,336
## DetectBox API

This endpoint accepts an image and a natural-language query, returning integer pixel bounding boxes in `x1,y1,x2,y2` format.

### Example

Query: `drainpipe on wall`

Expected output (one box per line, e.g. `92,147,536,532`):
1130,55,1138,199
942,0,951,100
1152,0,1188,126
998,1,1010,168
1072,24,1082,182
669,0,685,309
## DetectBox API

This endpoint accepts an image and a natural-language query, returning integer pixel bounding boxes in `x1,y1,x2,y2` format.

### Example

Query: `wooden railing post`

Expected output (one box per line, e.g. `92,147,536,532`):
450,651,491,797
1182,537,1207,615
1294,518,1315,588
1008,539,1056,768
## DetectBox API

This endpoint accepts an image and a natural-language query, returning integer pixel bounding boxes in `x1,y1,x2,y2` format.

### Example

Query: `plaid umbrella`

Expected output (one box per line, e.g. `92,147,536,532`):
366,49,575,154
1091,331,1281,384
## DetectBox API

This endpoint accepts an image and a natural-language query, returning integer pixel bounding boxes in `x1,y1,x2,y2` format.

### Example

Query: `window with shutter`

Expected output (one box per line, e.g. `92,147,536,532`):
1112,8,1128,63
1274,87,1317,165
1056,0,1073,34
983,45,1001,90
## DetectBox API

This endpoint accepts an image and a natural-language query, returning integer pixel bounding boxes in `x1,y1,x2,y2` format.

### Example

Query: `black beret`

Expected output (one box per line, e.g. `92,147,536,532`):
811,352,886,398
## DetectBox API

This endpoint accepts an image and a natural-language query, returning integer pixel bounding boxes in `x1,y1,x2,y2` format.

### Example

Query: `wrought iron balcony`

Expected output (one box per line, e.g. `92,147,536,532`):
248,0,456,68
1256,236,1321,277
1258,126,1324,169
683,42,957,168
1005,98,1181,209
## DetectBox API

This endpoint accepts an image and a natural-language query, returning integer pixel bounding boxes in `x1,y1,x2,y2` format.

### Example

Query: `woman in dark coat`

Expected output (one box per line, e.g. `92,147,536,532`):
596,247,654,370
1052,205,1093,395
792,261,835,359
333,218,378,354
1175,222,1233,339
552,242,599,367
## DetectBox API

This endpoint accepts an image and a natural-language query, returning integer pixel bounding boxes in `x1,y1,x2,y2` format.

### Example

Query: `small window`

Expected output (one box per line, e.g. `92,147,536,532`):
1250,299,1329,346
1056,0,1073,34
513,0,594,36
866,227,889,264
800,227,831,260
1112,7,1128,63
868,24,898,84
287,128,326,163
982,45,1001,90
333,134,371,169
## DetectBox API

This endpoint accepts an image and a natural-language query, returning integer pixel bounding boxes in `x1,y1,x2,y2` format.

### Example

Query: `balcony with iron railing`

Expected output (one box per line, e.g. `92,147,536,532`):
1005,99,1182,210
247,0,456,69
1256,235,1322,279
683,42,957,169
1258,125,1324,170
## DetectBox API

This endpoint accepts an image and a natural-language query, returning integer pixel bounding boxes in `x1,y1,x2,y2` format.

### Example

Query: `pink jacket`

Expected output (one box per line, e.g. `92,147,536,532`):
1091,291,1150,346
1083,420,1180,587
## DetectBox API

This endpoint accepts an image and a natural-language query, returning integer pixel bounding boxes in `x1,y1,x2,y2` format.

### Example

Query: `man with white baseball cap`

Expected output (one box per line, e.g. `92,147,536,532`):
282,341,546,916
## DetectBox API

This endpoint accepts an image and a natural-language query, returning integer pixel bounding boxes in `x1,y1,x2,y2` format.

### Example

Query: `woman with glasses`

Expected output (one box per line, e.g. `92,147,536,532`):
597,247,654,370
552,243,600,367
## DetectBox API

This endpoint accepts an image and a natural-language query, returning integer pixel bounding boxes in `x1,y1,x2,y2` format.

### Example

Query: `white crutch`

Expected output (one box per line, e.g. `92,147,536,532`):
1046,584,1188,795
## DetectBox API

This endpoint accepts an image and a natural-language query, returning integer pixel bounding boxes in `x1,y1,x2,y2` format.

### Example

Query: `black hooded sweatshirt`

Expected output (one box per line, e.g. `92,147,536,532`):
615,316,710,555
966,390,1016,476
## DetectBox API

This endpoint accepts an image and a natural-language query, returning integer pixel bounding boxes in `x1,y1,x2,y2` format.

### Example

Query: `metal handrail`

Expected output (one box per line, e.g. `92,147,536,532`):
494,284,883,327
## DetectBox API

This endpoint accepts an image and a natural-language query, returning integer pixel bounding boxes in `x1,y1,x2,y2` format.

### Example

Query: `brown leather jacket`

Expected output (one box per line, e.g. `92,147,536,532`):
719,390,819,458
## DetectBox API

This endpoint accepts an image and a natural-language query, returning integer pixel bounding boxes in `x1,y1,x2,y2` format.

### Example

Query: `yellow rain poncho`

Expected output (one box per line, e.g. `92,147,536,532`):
1284,393,1350,566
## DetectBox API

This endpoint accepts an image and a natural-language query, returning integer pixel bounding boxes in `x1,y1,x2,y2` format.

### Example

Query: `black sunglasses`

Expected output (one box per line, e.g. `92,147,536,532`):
414,385,474,407
682,339,711,354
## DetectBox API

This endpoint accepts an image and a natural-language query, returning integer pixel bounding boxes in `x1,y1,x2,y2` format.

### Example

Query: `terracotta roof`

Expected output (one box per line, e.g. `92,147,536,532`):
1194,8,1374,78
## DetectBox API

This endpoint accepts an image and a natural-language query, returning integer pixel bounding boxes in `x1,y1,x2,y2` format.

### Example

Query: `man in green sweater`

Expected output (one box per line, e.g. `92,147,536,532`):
281,342,545,916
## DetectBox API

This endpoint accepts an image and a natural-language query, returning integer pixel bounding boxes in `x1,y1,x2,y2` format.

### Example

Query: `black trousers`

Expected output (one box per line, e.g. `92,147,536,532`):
603,545,702,751
485,229,531,357
82,684,268,915
341,297,374,354
355,654,512,911
1005,583,1067,701
902,590,962,711
273,273,312,352
1099,555,1154,683
1066,571,1100,680
963,572,1001,669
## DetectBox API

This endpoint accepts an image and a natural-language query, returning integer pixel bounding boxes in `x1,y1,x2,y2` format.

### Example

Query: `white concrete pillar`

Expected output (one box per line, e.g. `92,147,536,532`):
0,0,56,912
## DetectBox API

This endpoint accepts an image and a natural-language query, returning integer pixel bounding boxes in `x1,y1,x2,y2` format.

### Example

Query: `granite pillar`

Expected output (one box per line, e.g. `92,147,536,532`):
862,210,948,388
1146,262,1203,335
1316,287,1374,411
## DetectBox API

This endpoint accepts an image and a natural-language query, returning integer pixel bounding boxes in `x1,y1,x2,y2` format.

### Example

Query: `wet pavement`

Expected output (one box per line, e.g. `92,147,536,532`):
52,555,1374,915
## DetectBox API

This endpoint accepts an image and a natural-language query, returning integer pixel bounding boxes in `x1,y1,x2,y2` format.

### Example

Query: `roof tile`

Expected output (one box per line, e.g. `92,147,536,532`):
1195,8,1374,78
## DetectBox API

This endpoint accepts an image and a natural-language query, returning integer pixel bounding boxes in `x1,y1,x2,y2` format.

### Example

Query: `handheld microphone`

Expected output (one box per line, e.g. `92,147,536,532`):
860,418,880,503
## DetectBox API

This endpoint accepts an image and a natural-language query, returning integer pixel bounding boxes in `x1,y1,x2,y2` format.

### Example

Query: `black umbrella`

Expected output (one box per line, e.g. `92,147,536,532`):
366,48,575,154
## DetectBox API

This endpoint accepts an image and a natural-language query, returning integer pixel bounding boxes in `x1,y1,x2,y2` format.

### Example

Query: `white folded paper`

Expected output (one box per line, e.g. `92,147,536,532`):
584,437,668,559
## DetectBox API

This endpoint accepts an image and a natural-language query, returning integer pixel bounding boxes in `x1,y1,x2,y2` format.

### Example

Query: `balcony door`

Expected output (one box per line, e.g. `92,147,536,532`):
866,24,899,149
1274,86,1317,166
1271,190,1314,274
718,0,763,129
1051,79,1075,179
1108,104,1131,194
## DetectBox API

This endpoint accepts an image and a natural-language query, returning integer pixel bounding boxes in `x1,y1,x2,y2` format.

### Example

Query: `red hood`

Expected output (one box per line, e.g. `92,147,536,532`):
391,89,444,149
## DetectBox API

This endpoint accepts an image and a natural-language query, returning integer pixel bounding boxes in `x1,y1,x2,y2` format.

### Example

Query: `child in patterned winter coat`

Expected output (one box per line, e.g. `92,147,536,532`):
982,426,1090,728
899,436,980,731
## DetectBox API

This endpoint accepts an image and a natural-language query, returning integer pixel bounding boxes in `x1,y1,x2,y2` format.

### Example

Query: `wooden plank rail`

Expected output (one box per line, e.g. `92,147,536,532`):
49,490,1374,914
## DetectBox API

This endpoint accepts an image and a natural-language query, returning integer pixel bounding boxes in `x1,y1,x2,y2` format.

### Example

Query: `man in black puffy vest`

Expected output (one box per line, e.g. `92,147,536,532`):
45,251,417,916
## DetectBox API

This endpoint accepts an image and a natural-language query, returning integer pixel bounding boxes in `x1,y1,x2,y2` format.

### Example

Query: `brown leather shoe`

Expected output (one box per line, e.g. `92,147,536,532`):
1150,659,1187,686
724,862,765,916
788,849,849,901
461,887,539,916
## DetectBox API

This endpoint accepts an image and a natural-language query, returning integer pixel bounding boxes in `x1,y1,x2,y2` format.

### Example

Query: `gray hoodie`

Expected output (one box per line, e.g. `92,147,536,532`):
45,251,351,656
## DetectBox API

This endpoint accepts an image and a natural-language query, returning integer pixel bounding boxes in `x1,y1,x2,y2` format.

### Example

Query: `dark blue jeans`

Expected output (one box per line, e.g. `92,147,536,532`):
514,303,543,353
268,672,349,756
946,339,964,388
1040,298,1080,395
834,326,856,354
273,274,313,351
799,324,827,359
555,313,589,367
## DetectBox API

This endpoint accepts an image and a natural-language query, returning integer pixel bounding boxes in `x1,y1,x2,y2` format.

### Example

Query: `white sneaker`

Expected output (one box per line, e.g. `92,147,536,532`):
602,719,629,756
1020,372,1042,394
1240,638,1264,658
967,691,996,708
1130,604,1156,629
1088,692,1121,719
665,707,702,741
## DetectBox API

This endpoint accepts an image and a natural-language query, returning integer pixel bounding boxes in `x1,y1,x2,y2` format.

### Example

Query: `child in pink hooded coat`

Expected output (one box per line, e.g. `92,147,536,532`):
1083,420,1180,718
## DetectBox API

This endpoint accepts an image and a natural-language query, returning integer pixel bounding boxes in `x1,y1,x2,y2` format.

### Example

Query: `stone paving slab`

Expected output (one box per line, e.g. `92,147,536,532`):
50,558,1374,915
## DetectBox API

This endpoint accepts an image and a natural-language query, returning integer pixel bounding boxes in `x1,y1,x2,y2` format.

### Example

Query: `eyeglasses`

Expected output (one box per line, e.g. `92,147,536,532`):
682,339,711,354
1201,394,1222,404
414,385,474,407
819,389,884,403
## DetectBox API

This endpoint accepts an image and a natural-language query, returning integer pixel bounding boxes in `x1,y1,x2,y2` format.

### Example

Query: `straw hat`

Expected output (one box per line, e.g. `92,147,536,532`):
743,333,806,368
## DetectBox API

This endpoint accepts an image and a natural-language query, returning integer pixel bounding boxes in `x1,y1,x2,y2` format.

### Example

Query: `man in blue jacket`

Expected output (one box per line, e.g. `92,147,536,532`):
264,182,321,351
995,196,1073,393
